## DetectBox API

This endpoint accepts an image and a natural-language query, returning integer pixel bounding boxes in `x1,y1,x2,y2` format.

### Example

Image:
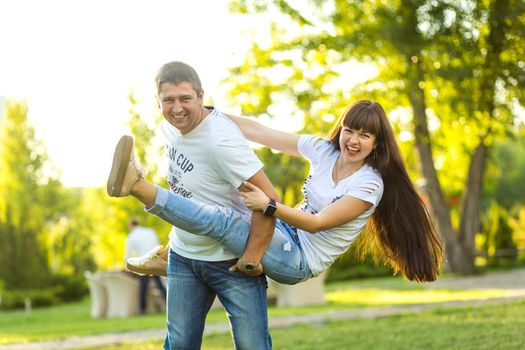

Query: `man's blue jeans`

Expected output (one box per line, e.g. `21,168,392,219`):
146,186,312,285
163,250,271,350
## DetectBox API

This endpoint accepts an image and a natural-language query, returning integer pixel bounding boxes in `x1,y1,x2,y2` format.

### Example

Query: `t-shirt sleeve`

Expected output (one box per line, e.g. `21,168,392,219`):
211,136,263,189
297,134,326,161
347,172,384,207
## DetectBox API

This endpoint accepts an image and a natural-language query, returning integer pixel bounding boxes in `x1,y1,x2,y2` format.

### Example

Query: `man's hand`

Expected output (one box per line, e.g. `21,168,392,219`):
229,259,265,277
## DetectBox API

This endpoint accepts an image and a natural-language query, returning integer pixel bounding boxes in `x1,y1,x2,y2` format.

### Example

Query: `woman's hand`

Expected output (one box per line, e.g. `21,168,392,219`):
239,181,270,211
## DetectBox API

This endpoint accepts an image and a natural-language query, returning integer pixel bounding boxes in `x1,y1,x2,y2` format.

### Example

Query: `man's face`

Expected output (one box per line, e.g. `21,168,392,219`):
158,81,204,135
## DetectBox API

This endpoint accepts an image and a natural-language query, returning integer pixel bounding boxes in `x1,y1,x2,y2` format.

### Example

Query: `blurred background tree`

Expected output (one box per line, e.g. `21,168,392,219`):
0,100,56,289
226,0,524,274
480,201,517,266
0,93,170,308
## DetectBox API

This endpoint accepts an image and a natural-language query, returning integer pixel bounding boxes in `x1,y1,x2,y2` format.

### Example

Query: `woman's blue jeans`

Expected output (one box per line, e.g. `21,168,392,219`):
147,186,312,285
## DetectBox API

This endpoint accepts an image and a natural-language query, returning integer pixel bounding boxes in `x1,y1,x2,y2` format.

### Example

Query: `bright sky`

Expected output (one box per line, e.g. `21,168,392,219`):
0,0,261,187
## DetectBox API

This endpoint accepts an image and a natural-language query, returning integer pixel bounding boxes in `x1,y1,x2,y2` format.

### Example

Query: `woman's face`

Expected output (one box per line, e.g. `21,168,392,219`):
338,127,376,164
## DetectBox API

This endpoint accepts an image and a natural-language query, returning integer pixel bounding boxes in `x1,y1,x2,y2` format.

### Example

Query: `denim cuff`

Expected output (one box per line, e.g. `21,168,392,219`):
144,185,169,215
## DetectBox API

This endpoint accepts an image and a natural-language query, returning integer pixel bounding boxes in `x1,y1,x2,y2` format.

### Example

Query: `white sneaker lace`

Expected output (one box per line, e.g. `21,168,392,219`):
138,246,163,264
130,153,145,178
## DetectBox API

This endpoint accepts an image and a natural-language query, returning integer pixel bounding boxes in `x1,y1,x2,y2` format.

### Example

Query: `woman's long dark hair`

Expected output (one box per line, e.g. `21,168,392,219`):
327,100,443,282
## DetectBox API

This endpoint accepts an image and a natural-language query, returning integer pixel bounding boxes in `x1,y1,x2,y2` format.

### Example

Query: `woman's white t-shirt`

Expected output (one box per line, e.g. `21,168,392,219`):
296,135,384,276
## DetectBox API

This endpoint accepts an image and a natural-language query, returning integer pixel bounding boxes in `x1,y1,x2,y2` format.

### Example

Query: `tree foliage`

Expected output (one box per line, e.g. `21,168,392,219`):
0,100,54,288
484,135,525,210
227,0,525,273
0,94,171,289
480,201,517,266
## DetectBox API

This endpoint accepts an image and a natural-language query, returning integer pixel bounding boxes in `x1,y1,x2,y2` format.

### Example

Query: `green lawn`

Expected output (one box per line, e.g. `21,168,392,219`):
79,300,525,350
0,275,520,346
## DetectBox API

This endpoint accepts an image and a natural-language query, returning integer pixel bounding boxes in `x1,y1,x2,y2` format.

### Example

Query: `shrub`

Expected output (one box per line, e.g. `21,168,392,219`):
0,274,88,310
50,273,89,302
0,289,59,310
326,252,393,283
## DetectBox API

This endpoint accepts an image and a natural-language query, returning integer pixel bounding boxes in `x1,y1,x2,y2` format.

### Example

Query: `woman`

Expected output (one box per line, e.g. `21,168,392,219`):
110,100,443,284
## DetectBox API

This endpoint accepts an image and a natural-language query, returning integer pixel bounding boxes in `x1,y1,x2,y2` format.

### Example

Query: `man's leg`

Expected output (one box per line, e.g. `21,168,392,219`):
164,250,216,350
138,276,150,314
202,259,272,350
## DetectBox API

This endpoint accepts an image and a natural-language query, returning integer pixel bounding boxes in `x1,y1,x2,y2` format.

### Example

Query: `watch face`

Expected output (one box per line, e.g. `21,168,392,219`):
244,263,256,270
263,199,277,216
265,205,276,216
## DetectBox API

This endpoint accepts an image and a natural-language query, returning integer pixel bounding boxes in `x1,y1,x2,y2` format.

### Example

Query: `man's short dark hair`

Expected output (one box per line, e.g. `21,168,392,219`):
155,61,203,96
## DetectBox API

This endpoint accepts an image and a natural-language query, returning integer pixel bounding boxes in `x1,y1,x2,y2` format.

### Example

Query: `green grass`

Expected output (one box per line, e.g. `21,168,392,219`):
0,275,520,345
79,300,525,350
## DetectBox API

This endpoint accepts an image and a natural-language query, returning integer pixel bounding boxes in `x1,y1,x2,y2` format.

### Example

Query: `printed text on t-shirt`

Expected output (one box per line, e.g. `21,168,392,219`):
166,146,194,173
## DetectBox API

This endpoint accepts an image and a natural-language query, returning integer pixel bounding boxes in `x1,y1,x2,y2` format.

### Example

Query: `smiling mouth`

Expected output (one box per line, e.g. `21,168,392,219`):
346,145,359,154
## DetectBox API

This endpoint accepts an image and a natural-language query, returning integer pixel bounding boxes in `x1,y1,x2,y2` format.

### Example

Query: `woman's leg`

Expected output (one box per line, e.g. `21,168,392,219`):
107,135,311,284
130,178,157,207
147,186,311,284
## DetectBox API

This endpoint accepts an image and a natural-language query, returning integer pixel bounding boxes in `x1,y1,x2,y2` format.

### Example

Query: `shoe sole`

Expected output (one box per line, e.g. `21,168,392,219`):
126,261,167,277
107,135,133,196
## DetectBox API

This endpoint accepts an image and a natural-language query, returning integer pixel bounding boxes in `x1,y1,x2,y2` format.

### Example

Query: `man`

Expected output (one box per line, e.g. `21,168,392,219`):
109,61,278,349
124,218,166,314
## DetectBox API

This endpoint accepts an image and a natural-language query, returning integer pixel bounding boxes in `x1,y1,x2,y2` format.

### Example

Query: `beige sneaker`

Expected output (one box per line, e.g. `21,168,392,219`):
126,245,168,277
107,135,146,197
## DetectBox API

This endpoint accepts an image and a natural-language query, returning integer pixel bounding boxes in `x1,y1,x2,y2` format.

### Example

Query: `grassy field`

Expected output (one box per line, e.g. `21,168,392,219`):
78,300,525,350
0,275,522,347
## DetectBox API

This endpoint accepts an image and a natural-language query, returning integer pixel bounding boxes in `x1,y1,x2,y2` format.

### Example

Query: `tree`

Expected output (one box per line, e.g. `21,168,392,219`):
0,100,54,288
481,201,517,266
484,135,525,210
227,0,525,273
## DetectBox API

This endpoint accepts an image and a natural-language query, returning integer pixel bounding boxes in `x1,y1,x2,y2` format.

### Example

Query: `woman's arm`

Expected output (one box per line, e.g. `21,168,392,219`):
239,182,372,233
225,113,301,157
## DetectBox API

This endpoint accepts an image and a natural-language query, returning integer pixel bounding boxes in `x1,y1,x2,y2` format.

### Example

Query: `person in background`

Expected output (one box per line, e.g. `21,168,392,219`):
124,218,166,314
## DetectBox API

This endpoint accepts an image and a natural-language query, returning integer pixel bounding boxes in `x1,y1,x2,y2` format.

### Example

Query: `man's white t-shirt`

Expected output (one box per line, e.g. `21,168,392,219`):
125,226,161,260
161,108,263,261
296,135,384,276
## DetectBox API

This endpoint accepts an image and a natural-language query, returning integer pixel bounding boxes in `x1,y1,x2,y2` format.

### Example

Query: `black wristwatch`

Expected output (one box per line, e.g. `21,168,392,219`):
240,258,260,271
263,198,277,217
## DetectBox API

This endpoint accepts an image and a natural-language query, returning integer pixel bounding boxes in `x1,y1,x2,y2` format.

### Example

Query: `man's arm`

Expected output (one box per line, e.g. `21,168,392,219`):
232,169,280,276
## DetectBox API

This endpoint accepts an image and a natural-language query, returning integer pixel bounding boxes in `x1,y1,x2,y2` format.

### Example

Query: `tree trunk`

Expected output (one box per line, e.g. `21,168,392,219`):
456,0,508,269
458,143,488,265
407,63,474,273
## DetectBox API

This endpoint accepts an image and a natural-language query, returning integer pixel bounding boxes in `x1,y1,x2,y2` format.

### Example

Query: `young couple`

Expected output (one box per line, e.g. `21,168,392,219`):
107,61,443,349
